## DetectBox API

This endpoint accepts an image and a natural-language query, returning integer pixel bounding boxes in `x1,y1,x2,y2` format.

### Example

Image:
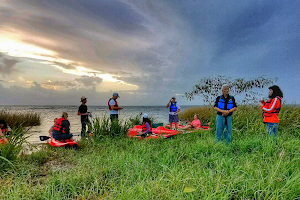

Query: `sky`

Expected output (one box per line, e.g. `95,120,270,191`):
0,0,299,106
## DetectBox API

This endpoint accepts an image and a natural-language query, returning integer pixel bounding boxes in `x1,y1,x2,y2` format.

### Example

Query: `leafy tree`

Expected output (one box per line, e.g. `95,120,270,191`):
185,76,278,105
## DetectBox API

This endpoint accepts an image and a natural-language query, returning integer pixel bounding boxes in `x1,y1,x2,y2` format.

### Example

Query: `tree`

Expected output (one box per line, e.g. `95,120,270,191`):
185,76,278,105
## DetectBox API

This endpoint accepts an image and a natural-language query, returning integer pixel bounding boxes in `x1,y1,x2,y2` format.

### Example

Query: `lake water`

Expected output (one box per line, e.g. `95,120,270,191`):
0,105,197,144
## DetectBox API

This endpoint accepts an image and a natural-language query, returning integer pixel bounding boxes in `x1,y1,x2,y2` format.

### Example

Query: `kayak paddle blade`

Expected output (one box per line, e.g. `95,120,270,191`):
39,136,50,141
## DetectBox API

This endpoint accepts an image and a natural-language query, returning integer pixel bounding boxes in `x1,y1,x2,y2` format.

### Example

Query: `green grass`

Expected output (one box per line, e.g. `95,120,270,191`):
0,106,300,199
0,110,41,128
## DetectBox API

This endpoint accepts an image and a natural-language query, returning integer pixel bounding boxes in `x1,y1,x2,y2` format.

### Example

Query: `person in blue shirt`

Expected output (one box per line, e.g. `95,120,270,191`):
166,97,181,130
214,84,237,143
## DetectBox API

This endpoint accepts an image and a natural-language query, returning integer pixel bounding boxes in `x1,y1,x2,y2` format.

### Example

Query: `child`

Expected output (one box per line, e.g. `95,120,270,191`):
139,114,154,138
48,118,58,137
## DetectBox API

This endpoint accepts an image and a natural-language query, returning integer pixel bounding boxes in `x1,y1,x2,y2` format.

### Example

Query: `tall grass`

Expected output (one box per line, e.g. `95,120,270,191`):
180,105,300,134
0,110,41,128
179,106,214,124
0,127,31,172
88,115,141,139
1,106,300,199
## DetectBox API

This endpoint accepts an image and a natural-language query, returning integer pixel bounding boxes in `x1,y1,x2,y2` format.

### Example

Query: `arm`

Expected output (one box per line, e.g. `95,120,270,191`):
174,109,181,114
166,101,171,108
143,122,151,134
111,105,123,110
49,127,53,134
0,129,4,137
78,111,88,115
214,107,227,113
261,98,278,113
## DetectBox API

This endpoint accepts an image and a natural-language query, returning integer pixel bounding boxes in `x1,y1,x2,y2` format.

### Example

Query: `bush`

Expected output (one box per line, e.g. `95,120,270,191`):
179,106,214,124
0,110,41,128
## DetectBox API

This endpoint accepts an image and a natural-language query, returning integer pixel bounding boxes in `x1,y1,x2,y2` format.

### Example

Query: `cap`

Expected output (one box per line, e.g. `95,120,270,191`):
171,96,176,99
80,96,87,102
142,113,148,118
113,93,120,97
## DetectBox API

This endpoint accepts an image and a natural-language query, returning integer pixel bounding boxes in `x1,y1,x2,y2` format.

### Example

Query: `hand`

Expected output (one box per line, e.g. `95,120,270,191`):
259,102,264,107
119,107,123,110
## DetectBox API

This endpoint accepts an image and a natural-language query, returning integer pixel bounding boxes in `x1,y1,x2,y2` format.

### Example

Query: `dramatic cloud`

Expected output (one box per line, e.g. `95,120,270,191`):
0,54,19,76
0,0,299,105
75,76,103,87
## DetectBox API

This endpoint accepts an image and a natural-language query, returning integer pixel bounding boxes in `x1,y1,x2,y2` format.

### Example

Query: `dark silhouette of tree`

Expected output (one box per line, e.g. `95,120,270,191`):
185,76,278,105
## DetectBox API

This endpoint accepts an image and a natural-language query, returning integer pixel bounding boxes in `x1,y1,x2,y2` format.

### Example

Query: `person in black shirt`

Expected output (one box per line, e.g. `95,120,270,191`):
78,96,90,137
213,84,237,143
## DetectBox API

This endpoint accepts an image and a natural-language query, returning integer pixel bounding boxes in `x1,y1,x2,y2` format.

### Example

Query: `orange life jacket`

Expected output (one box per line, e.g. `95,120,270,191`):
142,121,152,133
262,96,282,123
108,98,118,111
53,118,70,134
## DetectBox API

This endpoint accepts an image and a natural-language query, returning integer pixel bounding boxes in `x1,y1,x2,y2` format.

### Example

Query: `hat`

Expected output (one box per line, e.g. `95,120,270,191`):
113,92,120,97
142,113,148,118
80,96,87,102
171,96,176,99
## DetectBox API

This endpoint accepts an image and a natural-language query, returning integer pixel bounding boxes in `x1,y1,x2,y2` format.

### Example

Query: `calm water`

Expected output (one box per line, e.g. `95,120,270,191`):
0,105,196,144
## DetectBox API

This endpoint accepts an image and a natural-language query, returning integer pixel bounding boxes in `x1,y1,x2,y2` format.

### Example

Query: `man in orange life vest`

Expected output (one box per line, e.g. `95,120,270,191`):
108,93,123,122
259,85,283,137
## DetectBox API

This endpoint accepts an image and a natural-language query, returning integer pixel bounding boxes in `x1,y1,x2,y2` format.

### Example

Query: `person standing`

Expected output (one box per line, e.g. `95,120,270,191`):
214,84,237,143
108,93,123,122
78,96,89,137
259,85,283,137
166,97,181,129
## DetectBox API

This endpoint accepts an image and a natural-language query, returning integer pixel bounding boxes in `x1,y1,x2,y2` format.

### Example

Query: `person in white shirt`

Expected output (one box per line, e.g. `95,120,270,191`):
108,93,123,122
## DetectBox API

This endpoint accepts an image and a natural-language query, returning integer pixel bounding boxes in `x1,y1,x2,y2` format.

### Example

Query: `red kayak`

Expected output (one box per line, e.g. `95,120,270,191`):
47,137,78,148
128,125,179,139
165,123,186,129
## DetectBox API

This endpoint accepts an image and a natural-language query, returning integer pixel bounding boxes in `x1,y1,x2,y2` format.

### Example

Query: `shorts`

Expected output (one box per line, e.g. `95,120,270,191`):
169,114,179,123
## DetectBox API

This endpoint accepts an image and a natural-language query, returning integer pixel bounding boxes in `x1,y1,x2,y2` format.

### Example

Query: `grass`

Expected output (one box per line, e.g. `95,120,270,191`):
0,105,300,199
0,110,41,128
179,106,214,124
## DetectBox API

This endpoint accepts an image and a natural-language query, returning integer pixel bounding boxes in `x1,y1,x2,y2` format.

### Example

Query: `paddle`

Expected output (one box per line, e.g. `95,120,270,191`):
39,136,50,141
39,134,81,141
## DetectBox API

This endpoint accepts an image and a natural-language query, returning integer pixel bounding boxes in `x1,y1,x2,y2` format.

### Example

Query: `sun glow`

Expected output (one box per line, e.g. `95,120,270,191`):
0,34,138,90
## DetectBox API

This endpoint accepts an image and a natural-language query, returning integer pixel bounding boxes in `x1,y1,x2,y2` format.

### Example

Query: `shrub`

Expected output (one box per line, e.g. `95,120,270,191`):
0,110,41,128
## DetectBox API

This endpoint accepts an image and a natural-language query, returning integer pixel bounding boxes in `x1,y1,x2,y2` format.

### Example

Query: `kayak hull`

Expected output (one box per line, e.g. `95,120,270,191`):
47,137,78,147
128,125,179,139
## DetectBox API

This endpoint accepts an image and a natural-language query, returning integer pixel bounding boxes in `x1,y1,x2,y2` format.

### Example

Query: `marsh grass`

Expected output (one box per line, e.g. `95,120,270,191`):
179,106,214,124
0,110,41,128
1,106,300,199
0,127,31,171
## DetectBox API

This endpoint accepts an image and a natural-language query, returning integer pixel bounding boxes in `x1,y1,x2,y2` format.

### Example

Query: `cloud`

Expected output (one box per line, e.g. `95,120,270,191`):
41,80,77,88
0,55,19,76
75,76,103,87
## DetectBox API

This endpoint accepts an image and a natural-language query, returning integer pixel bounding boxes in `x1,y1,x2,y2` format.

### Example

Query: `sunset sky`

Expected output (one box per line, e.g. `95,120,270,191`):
0,0,299,105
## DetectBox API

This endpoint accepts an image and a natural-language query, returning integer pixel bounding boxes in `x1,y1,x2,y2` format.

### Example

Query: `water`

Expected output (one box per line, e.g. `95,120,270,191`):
0,105,196,144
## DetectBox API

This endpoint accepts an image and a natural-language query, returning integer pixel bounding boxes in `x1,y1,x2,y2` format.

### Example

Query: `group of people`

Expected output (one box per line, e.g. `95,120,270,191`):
214,84,283,143
46,84,283,142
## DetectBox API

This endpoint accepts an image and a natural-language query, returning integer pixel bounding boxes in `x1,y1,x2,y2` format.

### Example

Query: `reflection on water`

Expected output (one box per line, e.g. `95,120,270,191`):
0,105,195,144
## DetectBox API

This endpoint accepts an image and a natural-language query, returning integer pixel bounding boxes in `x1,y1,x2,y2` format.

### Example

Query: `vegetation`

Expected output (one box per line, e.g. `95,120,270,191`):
1,106,300,199
0,110,41,128
179,106,214,124
185,76,277,105
0,127,30,171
